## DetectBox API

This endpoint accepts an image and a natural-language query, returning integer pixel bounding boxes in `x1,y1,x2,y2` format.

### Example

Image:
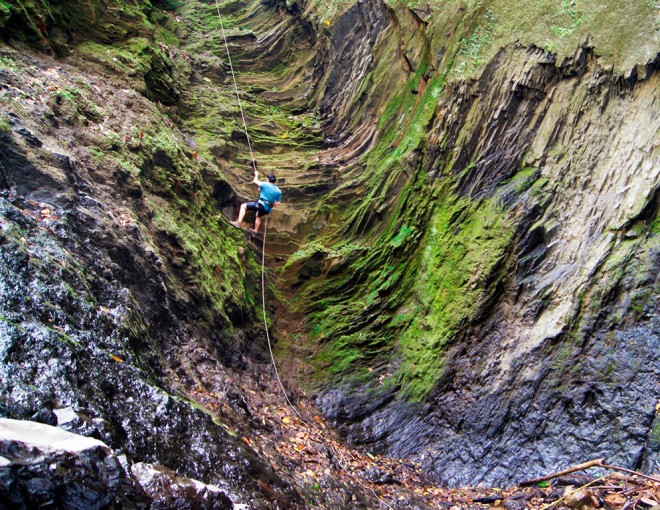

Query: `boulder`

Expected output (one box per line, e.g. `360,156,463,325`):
0,418,147,509
0,418,239,509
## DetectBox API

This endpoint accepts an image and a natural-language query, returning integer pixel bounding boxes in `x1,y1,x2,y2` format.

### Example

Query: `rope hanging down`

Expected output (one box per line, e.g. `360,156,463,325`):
211,9,395,508
215,2,257,175
213,1,303,420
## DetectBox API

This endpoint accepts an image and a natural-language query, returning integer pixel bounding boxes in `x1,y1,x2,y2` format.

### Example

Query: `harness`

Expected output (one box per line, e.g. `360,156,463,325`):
258,198,274,209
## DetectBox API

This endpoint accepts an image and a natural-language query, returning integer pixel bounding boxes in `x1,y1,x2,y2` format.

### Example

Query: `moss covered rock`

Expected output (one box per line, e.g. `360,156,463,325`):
0,0,154,54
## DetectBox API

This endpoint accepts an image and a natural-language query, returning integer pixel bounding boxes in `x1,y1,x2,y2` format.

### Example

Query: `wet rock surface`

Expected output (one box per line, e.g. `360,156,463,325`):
0,4,303,507
0,418,248,509
0,418,148,509
0,160,302,507
132,462,233,510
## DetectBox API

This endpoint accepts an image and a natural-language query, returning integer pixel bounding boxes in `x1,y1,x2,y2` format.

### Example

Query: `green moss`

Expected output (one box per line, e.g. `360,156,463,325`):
303,178,431,383
0,55,17,71
396,191,515,398
287,27,461,397
151,8,180,46
390,225,414,248
4,0,155,49
89,146,105,161
74,37,177,104
53,328,82,348
650,215,660,235
46,85,102,125
380,0,657,81
651,419,660,446
0,2,10,28
300,148,516,398
149,199,257,324
498,166,540,195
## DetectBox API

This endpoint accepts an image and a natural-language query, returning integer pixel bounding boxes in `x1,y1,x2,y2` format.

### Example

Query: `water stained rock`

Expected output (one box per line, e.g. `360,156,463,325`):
0,419,250,509
0,418,149,509
0,20,303,507
132,462,233,510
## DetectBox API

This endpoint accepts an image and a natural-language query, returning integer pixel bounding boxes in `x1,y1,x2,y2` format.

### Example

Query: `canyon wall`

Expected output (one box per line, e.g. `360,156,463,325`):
0,1,308,507
277,0,660,487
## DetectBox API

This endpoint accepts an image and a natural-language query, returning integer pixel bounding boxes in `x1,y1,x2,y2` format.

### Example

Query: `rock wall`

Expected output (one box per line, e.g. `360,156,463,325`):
0,418,238,509
0,2,306,507
275,0,659,487
0,0,155,55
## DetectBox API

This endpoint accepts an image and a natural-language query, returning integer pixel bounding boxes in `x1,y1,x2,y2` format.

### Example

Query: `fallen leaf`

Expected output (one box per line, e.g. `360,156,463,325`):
605,494,627,506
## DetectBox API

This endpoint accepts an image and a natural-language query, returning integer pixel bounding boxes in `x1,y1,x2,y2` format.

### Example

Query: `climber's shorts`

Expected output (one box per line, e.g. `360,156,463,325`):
246,201,269,216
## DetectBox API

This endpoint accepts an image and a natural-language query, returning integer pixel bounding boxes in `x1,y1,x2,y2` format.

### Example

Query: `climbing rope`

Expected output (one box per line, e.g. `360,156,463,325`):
213,0,303,420
260,220,305,420
214,0,258,175
212,7,397,508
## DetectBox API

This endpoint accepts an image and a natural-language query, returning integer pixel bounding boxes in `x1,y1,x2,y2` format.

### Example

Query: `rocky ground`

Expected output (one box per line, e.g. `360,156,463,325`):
184,346,660,509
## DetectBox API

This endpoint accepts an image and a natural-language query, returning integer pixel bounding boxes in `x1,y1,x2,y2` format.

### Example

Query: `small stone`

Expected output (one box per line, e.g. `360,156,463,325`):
16,127,43,147
564,488,594,509
53,406,78,427
364,467,395,484
132,462,233,509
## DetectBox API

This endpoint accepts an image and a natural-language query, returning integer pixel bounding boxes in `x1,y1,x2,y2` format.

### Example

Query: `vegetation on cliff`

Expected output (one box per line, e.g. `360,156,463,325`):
0,0,658,501
272,0,659,485
280,0,658,397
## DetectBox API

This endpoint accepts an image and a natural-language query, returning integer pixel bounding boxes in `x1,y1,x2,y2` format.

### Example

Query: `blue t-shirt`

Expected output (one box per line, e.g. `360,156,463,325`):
258,182,282,212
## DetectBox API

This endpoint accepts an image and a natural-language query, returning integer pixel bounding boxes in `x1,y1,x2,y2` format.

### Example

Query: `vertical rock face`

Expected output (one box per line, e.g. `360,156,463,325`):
0,0,155,54
0,1,306,507
273,0,659,487
314,0,389,142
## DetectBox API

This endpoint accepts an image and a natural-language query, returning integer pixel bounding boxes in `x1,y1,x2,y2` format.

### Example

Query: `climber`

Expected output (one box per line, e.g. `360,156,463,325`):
230,167,282,235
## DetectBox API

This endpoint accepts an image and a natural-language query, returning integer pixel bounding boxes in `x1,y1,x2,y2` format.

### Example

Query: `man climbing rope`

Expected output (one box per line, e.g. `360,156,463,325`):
230,167,282,234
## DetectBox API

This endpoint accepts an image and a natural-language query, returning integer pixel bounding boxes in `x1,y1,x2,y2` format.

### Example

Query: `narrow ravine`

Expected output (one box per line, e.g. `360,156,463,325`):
0,0,658,508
